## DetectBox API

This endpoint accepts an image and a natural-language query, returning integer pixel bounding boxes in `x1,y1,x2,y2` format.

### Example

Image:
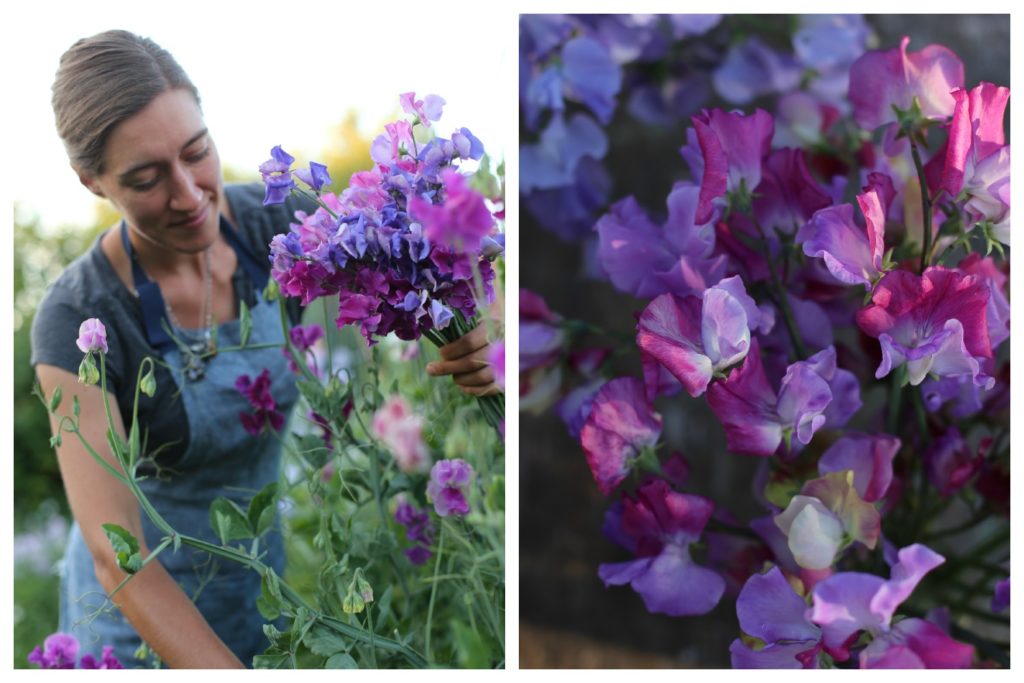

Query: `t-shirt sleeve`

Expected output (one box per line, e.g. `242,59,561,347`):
30,289,125,392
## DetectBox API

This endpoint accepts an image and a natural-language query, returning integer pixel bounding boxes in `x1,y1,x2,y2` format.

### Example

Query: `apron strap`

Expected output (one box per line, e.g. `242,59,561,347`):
121,216,268,353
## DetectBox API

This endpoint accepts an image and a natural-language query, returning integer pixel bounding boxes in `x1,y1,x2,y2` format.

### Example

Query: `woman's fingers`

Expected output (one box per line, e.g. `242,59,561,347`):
437,324,490,361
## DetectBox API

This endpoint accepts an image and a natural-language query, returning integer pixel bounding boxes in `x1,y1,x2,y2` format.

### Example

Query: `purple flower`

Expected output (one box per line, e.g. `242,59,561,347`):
712,37,802,105
235,369,285,435
400,92,445,128
489,340,505,391
706,339,835,457
798,187,887,288
560,36,623,124
394,496,435,566
818,433,901,503
452,127,485,160
595,183,727,300
259,145,297,206
753,148,833,235
519,288,565,372
731,567,822,668
555,377,607,440
520,112,608,194
598,479,725,616
80,646,124,669
808,543,973,666
992,577,1010,613
856,267,993,386
686,108,774,224
76,318,108,354
580,377,663,495
426,459,474,517
924,427,983,497
27,632,80,669
636,276,764,398
294,161,332,192
848,36,964,132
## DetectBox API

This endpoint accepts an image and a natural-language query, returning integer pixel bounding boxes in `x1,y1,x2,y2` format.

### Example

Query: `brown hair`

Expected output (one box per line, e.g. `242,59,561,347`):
52,30,201,176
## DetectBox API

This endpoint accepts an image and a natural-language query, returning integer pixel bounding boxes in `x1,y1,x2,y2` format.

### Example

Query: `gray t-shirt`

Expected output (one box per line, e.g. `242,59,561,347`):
30,183,307,467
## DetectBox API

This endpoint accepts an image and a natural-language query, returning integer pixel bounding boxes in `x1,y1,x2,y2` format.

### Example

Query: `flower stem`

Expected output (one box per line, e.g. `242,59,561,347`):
424,521,446,664
908,136,934,274
751,220,808,360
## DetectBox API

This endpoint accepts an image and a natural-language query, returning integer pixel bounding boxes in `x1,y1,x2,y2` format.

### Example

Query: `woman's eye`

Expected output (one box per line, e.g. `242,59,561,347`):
186,147,210,163
130,177,159,191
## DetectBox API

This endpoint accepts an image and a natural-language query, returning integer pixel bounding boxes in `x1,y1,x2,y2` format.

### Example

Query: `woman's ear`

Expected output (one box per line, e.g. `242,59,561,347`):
75,167,107,199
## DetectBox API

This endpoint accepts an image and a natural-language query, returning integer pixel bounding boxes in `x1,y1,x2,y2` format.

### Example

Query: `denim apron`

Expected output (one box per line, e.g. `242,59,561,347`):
60,217,297,668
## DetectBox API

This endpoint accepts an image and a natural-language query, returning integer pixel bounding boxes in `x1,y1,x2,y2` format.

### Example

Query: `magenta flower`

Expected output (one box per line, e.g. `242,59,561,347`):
598,479,725,616
371,120,415,165
808,544,973,667
941,82,1009,197
798,186,887,288
410,169,494,253
818,433,901,503
426,459,474,517
684,108,774,224
399,92,445,128
848,36,964,132
284,323,325,375
519,288,564,372
706,339,835,457
752,147,832,235
371,395,430,474
235,369,285,435
27,632,79,669
731,567,822,668
580,377,663,495
636,275,766,398
595,183,727,300
76,318,108,354
80,646,124,669
924,426,983,497
856,267,993,386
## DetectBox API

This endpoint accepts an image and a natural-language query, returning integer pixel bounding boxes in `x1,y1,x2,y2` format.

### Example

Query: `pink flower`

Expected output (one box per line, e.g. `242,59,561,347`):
941,82,1010,198
76,318,108,354
399,92,446,128
371,396,430,474
798,187,887,289
848,36,964,131
856,267,993,386
410,169,494,253
580,377,663,495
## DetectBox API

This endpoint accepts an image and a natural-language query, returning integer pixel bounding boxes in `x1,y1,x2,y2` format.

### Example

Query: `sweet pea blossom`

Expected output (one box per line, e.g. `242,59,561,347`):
580,377,663,495
426,459,474,517
774,471,881,570
848,36,964,132
731,567,822,668
27,632,123,669
636,276,767,398
371,396,430,474
489,340,505,391
752,147,833,235
683,108,774,224
235,369,285,435
799,185,887,288
706,340,836,456
410,169,495,254
394,496,435,566
598,479,725,616
856,267,993,387
76,318,108,354
808,544,974,667
941,82,1009,198
924,427,984,497
399,92,445,128
259,145,297,206
818,433,901,503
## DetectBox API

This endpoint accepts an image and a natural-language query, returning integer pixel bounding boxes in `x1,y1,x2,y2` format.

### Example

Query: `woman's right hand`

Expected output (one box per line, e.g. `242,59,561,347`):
36,364,244,668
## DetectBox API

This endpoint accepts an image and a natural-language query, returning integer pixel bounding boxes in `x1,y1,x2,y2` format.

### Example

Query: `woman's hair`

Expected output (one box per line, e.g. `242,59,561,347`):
52,30,201,176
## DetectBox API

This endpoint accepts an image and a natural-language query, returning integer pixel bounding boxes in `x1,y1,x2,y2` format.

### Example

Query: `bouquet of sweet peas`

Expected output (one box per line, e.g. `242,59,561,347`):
261,92,504,431
520,15,1009,669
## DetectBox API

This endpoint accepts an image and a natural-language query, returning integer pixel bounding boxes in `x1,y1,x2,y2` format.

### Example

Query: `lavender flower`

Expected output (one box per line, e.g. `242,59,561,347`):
426,459,474,517
76,318,108,354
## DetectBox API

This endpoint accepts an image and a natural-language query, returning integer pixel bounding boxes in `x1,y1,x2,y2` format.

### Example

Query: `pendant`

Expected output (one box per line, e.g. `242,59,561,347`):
183,341,208,382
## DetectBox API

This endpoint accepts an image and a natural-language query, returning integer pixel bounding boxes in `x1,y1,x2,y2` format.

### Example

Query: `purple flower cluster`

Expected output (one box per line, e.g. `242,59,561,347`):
263,93,503,346
394,496,435,566
521,16,1009,668
28,632,123,669
235,368,285,435
426,458,474,517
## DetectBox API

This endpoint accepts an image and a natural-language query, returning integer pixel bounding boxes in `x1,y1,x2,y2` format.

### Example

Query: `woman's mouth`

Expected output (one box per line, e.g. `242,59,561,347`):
171,204,210,230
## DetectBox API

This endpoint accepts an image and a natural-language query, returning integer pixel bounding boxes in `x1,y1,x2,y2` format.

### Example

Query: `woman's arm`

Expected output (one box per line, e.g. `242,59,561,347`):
425,324,501,397
36,364,244,669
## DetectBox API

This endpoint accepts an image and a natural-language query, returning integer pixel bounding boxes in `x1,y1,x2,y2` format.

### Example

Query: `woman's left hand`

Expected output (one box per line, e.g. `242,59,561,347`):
426,324,501,397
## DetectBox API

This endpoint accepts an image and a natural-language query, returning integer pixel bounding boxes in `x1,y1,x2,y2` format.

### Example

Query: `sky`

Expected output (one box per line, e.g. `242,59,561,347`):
7,1,514,231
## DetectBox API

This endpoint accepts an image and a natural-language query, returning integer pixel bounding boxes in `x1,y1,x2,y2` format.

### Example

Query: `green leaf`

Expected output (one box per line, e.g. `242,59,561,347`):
49,385,63,412
324,653,358,669
247,481,278,537
256,570,284,620
303,625,348,658
239,300,253,347
102,523,143,574
451,619,490,668
209,497,254,544
252,653,290,669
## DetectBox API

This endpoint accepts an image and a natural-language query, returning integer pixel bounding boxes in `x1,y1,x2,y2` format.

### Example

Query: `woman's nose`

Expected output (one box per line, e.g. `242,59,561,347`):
168,164,204,212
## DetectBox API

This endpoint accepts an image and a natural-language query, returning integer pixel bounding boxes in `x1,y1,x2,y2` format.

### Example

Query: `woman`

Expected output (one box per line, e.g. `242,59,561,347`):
31,30,497,669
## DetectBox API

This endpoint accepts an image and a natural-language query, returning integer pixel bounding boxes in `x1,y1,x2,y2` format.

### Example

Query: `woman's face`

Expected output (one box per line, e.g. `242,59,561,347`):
81,88,222,255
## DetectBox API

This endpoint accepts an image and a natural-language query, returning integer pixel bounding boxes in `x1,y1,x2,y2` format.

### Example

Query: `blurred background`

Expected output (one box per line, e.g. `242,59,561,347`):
9,1,509,667
519,14,1009,668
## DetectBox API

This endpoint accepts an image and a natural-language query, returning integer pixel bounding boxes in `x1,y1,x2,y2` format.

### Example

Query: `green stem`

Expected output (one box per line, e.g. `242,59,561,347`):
908,136,934,273
425,522,446,664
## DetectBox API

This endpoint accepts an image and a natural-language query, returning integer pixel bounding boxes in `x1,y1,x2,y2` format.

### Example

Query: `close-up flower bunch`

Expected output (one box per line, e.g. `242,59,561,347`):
520,15,1008,669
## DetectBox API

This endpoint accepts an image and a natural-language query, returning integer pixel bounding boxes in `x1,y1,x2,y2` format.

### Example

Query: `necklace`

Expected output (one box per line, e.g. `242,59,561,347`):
164,247,217,382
